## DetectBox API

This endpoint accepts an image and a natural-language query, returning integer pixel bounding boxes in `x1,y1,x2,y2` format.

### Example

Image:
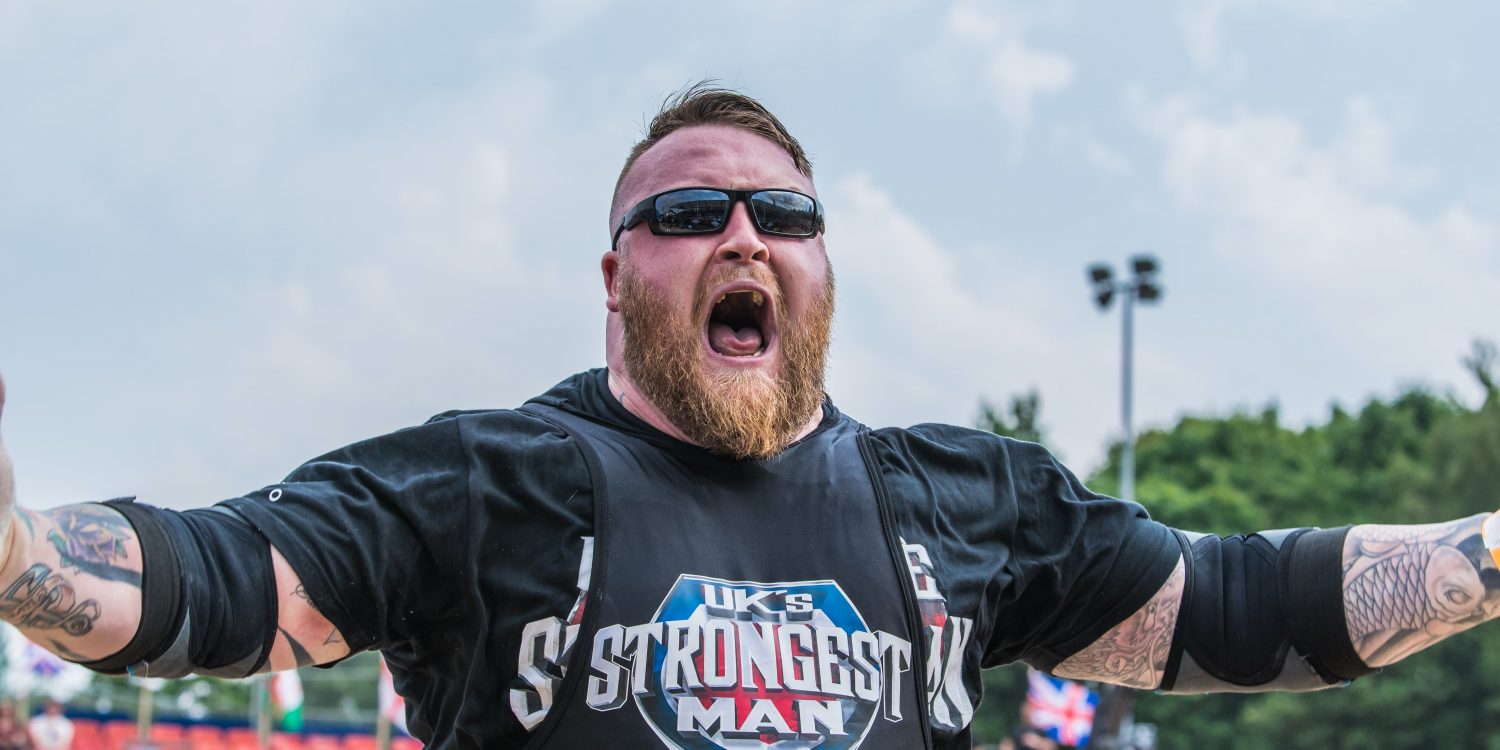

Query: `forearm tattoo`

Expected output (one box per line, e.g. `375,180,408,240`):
1344,514,1500,666
1054,557,1186,689
45,506,141,587
0,563,101,636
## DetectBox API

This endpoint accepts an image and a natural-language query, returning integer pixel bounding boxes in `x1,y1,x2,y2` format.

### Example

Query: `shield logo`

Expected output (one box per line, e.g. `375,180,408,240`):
635,574,886,750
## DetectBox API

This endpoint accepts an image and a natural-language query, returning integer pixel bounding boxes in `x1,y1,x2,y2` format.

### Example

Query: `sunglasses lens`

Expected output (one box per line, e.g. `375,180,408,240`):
654,189,731,233
750,191,819,236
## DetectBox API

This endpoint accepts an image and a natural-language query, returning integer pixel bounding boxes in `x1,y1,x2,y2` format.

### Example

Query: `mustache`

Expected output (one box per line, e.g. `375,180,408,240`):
692,266,784,318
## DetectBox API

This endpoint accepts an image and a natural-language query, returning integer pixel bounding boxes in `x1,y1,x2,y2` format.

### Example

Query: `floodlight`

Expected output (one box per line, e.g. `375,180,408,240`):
1131,255,1158,277
1137,283,1162,302
1089,264,1113,284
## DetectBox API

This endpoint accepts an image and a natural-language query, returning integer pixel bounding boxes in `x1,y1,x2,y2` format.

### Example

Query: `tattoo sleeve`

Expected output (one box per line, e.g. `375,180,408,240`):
0,563,102,636
1343,513,1500,667
1053,556,1186,689
45,506,141,587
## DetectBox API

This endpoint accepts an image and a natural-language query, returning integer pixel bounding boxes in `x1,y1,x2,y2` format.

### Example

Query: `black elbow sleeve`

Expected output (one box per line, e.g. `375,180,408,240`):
1160,526,1379,693
81,499,278,679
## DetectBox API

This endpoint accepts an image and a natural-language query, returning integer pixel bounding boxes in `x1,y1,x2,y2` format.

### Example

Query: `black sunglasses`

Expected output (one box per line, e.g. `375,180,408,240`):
612,187,825,250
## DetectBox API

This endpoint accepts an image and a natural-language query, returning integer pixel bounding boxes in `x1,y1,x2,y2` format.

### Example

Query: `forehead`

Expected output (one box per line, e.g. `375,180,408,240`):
616,125,815,218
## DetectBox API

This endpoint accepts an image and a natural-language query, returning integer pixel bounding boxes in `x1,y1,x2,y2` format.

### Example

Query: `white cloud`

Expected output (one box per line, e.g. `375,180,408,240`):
0,6,617,507
1177,0,1256,70
823,172,1122,463
136,78,608,506
1178,0,1408,70
517,0,616,53
914,0,1076,134
1052,125,1136,176
1134,91,1500,384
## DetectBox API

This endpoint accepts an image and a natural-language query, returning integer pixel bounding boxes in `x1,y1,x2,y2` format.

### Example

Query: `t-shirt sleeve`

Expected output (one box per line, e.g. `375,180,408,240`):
221,414,471,653
992,439,1180,670
870,425,1180,672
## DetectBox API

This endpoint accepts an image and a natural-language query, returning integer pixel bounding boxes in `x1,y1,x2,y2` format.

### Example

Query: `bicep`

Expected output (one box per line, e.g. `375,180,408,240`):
265,544,350,671
0,504,144,663
1051,555,1185,689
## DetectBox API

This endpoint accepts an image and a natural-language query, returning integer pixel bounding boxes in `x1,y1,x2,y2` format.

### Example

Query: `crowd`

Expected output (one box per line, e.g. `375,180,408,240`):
0,700,73,750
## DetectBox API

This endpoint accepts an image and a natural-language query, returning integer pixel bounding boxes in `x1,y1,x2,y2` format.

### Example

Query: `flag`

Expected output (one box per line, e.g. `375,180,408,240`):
25,642,66,679
1,627,94,701
379,657,407,735
272,670,305,731
1025,668,1098,747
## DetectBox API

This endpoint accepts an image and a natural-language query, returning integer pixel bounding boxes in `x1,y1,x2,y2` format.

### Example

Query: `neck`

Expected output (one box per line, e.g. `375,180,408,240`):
605,367,824,447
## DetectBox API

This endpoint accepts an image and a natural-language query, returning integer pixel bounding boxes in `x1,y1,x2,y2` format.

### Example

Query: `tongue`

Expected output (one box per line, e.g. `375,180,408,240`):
708,322,764,356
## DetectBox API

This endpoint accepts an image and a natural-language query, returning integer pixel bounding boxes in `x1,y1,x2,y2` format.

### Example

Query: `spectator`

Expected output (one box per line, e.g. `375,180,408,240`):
26,701,71,750
0,702,32,750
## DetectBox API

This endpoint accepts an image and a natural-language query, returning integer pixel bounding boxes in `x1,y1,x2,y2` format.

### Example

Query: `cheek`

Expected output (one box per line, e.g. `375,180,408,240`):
625,258,703,304
776,252,833,312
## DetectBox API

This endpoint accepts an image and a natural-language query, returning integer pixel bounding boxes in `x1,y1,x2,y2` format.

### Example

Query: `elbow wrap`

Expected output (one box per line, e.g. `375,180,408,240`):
1160,526,1379,693
82,499,278,679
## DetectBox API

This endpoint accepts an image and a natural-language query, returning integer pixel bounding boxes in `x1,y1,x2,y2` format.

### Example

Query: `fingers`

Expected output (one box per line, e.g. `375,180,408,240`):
1483,513,1500,569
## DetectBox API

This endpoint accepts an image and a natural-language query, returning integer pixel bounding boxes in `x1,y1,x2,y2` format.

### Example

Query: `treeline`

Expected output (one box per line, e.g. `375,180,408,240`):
972,343,1500,749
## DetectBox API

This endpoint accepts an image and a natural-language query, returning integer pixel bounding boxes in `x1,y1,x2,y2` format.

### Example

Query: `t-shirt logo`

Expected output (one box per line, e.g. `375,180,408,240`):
585,574,915,749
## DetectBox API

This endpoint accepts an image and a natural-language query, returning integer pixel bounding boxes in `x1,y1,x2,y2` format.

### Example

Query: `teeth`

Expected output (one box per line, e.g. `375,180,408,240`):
714,291,766,306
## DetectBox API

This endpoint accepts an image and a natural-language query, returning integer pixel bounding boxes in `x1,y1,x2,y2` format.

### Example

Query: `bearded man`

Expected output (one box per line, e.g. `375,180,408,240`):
3,85,1500,750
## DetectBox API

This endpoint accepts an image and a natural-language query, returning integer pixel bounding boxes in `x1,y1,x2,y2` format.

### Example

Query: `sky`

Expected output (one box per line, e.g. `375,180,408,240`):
2,0,1497,510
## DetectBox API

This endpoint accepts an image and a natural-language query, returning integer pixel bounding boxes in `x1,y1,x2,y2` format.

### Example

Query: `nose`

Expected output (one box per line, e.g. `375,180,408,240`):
716,201,770,264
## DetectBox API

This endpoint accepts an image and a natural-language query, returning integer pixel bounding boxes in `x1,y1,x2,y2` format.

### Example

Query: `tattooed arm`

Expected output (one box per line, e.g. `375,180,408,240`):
1052,556,1185,689
0,373,347,671
1051,513,1500,691
0,505,142,661
1342,513,1500,667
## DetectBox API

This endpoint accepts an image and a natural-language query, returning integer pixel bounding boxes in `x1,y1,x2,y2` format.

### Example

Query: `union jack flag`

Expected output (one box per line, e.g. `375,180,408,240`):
1025,668,1098,747
25,643,65,679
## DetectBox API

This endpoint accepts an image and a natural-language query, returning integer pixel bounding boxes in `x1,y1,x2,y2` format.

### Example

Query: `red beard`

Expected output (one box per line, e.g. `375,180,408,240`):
616,261,835,460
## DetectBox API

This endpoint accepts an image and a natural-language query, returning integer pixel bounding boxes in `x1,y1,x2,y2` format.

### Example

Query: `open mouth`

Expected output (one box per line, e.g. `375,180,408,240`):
706,289,772,358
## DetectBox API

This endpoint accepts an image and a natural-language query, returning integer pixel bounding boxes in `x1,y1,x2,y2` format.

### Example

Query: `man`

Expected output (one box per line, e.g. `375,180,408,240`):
27,700,73,750
0,85,1498,750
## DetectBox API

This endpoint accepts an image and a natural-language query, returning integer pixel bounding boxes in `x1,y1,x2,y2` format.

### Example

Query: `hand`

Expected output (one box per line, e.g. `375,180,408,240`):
0,372,15,562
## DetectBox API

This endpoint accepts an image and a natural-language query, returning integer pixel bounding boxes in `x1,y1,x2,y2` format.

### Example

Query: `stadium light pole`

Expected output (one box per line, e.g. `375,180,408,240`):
1087,255,1163,503
1086,255,1163,750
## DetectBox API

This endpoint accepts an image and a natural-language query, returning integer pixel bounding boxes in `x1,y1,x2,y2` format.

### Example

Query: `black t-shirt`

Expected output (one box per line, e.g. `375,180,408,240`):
222,369,1178,749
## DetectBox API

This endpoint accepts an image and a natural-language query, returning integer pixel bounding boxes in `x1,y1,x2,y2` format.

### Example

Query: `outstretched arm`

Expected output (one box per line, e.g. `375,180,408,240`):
0,372,348,672
1053,513,1500,690
1340,514,1500,667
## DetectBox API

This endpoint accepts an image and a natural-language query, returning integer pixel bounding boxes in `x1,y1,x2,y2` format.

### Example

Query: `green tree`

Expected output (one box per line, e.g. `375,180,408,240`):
1103,379,1498,747
971,344,1500,748
977,390,1046,445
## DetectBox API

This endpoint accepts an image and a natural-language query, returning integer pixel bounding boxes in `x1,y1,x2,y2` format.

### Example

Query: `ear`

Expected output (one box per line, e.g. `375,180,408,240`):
602,250,622,312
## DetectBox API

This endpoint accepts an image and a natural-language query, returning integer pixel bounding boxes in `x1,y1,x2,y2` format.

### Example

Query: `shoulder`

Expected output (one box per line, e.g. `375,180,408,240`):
865,422,1057,478
864,423,1102,528
295,406,577,471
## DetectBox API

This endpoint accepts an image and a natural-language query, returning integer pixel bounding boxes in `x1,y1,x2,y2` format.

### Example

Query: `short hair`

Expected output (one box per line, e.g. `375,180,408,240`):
612,82,813,215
